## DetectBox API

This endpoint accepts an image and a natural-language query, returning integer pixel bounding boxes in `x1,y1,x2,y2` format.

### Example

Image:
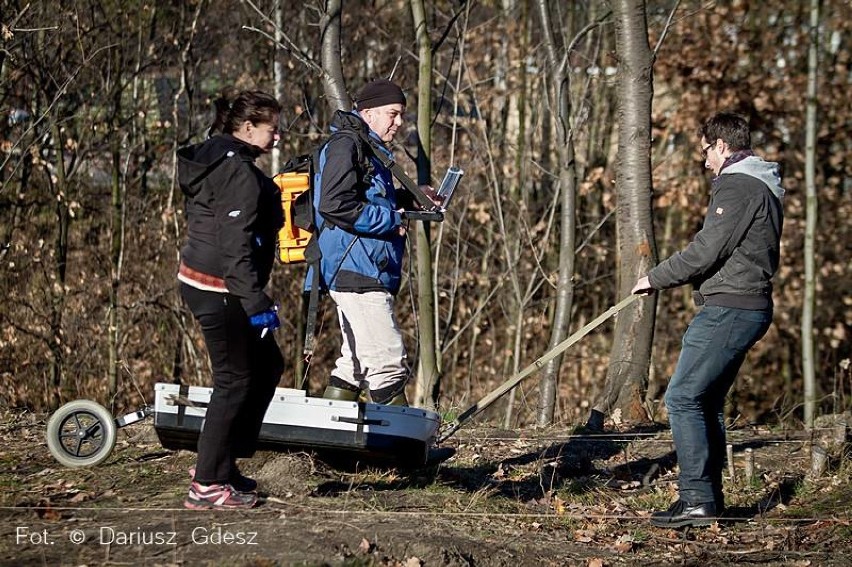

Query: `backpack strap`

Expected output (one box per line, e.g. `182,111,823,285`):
301,133,360,360
356,131,440,212
302,235,322,359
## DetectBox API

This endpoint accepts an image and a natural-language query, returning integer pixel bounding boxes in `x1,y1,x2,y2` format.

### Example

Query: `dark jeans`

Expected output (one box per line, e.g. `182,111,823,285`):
181,284,283,484
665,305,772,505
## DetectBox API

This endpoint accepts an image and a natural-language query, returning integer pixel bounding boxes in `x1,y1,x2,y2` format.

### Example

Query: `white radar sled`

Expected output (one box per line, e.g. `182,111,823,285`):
46,383,445,469
46,296,640,470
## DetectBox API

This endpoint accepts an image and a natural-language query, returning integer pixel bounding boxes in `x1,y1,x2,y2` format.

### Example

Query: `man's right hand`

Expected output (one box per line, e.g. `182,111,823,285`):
631,276,654,295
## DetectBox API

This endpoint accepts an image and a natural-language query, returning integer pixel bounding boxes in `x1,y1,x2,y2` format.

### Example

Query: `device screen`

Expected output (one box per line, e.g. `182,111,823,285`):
437,166,464,209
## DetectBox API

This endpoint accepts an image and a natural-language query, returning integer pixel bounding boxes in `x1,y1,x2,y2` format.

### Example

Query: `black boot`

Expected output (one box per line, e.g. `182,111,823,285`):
650,499,718,528
229,460,258,493
370,383,408,406
712,485,726,516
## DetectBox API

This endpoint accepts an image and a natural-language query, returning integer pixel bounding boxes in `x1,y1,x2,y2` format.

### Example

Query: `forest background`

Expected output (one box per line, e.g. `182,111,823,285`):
0,0,849,433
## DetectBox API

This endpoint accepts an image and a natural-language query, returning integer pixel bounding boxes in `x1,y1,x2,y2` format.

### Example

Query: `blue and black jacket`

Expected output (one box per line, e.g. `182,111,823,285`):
305,110,407,295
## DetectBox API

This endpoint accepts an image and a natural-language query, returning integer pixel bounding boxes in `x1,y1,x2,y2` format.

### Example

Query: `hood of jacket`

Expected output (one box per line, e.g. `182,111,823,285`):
328,110,394,159
177,134,261,197
329,110,371,138
721,155,785,202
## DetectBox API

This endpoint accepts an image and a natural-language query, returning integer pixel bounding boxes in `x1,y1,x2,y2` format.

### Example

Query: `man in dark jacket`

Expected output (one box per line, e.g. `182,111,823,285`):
305,79,426,405
632,112,784,527
306,79,413,405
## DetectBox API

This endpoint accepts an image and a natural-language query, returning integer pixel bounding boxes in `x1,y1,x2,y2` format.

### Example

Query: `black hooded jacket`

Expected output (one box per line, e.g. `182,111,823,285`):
177,134,283,316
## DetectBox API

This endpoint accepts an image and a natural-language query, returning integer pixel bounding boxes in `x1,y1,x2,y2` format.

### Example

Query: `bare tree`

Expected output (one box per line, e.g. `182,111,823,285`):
802,0,820,428
271,0,284,173
587,0,658,428
409,0,440,409
318,0,348,111
242,0,347,111
533,3,611,425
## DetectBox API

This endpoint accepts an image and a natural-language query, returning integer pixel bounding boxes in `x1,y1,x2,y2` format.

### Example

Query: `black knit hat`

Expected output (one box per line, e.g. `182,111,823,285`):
355,79,406,110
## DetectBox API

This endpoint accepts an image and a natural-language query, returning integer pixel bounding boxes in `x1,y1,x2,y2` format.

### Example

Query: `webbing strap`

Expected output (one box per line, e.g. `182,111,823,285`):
358,133,439,212
303,266,321,358
436,294,641,443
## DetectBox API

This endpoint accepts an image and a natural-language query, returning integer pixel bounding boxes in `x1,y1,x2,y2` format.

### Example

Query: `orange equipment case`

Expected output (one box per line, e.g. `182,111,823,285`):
275,172,311,264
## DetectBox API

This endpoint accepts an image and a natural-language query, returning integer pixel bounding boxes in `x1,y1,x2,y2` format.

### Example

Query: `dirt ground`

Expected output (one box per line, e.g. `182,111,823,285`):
1,407,850,567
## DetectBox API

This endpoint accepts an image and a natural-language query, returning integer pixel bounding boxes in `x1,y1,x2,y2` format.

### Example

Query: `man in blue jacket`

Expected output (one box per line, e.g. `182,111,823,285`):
632,112,784,527
307,79,414,405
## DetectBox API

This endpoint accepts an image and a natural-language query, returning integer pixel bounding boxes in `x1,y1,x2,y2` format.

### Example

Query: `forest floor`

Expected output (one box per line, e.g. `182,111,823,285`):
1,407,850,567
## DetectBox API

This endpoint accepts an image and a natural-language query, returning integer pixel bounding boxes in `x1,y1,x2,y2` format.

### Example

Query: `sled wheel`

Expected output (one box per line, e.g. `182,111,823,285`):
46,400,118,468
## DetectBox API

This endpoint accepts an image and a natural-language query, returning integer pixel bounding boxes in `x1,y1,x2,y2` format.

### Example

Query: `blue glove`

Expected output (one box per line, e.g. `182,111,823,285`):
249,305,280,337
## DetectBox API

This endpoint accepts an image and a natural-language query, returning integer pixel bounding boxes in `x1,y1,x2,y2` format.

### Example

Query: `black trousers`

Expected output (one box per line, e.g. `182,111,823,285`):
181,284,283,484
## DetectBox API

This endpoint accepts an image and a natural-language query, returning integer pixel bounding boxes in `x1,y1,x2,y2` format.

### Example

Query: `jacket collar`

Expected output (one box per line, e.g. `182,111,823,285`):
712,150,755,185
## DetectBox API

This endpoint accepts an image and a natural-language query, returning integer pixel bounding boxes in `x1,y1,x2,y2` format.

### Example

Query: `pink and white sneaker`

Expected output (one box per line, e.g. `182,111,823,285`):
183,481,257,510
189,466,258,493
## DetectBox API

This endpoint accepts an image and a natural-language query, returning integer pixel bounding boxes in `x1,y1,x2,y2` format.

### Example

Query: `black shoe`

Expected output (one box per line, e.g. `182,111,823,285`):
230,470,258,493
650,499,718,528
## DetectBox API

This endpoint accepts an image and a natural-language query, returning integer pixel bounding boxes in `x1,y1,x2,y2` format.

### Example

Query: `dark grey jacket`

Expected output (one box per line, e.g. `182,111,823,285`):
648,154,784,310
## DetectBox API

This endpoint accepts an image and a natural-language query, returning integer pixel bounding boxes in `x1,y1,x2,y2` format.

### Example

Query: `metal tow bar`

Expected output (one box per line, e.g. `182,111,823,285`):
437,294,640,443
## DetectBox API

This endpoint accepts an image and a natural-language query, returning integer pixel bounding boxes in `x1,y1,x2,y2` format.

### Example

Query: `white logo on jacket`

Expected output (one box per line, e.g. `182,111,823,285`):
715,207,724,215
229,210,241,218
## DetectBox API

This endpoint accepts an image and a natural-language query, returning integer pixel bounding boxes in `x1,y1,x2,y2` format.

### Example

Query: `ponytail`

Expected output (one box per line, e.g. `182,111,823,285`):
208,89,281,137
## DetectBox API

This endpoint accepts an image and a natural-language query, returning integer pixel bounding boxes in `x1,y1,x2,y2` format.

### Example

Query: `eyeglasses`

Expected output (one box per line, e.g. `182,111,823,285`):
700,142,714,158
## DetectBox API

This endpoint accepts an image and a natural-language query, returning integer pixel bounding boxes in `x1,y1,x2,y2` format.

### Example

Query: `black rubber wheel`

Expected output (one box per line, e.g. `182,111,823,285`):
46,400,117,468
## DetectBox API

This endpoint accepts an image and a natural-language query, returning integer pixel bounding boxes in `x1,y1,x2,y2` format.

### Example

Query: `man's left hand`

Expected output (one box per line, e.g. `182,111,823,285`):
419,185,442,207
631,276,654,295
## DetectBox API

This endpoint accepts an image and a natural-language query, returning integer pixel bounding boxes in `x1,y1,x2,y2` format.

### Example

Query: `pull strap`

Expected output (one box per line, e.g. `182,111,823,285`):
437,294,641,443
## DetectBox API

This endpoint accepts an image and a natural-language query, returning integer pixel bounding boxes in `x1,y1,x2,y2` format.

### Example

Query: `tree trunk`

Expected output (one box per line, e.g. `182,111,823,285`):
802,0,819,428
49,120,69,410
589,0,657,427
108,139,123,402
271,0,284,173
319,0,348,112
410,0,440,409
534,0,578,425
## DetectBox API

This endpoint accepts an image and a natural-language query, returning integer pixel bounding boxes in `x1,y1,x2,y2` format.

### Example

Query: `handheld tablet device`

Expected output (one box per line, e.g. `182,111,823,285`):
436,166,464,210
401,166,464,222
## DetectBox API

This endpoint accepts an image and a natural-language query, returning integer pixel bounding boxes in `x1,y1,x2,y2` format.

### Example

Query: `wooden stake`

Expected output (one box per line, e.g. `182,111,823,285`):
811,445,828,478
726,444,735,481
744,448,755,480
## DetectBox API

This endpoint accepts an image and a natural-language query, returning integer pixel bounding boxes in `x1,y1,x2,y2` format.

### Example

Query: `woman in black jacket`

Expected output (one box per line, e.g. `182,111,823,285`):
176,90,284,509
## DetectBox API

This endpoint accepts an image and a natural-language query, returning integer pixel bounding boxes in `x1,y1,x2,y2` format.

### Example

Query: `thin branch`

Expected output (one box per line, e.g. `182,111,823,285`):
241,24,322,75
653,0,682,59
240,0,323,75
560,11,612,75
431,1,468,56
